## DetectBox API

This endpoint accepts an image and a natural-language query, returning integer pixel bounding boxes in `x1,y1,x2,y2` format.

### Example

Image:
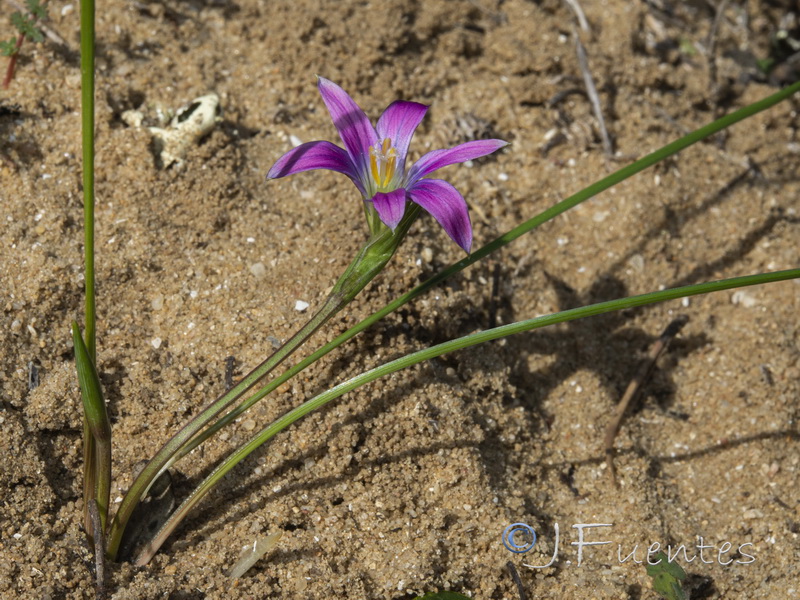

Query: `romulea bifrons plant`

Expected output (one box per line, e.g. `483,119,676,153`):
67,0,800,595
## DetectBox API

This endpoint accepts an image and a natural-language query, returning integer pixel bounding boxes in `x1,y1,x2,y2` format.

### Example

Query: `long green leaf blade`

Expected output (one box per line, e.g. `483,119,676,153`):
134,268,799,564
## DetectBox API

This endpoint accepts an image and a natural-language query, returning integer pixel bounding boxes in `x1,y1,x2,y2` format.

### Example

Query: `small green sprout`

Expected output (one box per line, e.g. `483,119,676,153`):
645,551,687,600
3,0,49,87
0,38,19,56
677,37,697,56
3,0,47,54
12,6,44,42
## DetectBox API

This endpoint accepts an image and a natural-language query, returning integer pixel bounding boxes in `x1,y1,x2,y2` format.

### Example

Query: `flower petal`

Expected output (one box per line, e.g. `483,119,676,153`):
408,179,472,252
407,139,508,184
371,189,407,231
376,101,428,168
317,77,378,176
266,140,366,196
266,140,354,178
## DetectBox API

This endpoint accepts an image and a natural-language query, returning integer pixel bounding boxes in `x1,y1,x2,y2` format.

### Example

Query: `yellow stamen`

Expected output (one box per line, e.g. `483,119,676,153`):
369,138,398,190
384,147,397,185
370,149,381,185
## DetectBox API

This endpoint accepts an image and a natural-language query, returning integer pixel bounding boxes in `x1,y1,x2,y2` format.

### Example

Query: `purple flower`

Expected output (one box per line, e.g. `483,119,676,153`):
267,77,507,252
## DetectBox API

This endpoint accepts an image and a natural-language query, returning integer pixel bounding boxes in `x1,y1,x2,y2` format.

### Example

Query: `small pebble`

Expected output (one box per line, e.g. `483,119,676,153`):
295,300,309,312
65,73,81,88
250,262,267,278
121,109,144,128
731,290,758,308
628,253,645,272
742,508,763,520
151,337,162,349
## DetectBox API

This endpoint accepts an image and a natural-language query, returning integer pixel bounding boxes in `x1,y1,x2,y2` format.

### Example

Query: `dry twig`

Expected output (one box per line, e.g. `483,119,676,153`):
705,0,730,96
574,32,614,157
563,0,590,33
507,561,528,600
604,315,689,486
488,263,501,328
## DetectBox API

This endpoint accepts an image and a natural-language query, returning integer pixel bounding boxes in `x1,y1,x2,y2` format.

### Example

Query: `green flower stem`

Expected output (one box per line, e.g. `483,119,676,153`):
72,324,111,534
134,268,800,565
106,208,419,560
172,79,800,466
78,0,98,538
80,0,95,358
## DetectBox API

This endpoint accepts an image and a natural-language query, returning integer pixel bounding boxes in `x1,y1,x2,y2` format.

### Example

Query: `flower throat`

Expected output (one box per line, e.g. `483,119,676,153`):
369,138,397,190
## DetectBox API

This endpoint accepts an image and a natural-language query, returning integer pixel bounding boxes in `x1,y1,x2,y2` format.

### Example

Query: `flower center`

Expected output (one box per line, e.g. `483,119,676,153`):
369,138,398,191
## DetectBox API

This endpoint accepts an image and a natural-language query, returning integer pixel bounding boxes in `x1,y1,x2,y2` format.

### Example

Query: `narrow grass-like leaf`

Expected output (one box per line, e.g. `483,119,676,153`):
72,323,111,530
133,268,799,564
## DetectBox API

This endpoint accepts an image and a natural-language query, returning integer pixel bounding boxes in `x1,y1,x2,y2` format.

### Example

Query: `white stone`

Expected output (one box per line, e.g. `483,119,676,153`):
731,290,758,308
249,262,266,278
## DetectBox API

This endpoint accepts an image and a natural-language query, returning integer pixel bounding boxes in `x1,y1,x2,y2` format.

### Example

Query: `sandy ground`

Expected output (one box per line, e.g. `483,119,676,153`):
1,0,799,598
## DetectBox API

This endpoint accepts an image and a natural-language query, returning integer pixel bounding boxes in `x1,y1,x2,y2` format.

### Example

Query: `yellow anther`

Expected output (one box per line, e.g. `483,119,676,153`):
370,148,381,186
